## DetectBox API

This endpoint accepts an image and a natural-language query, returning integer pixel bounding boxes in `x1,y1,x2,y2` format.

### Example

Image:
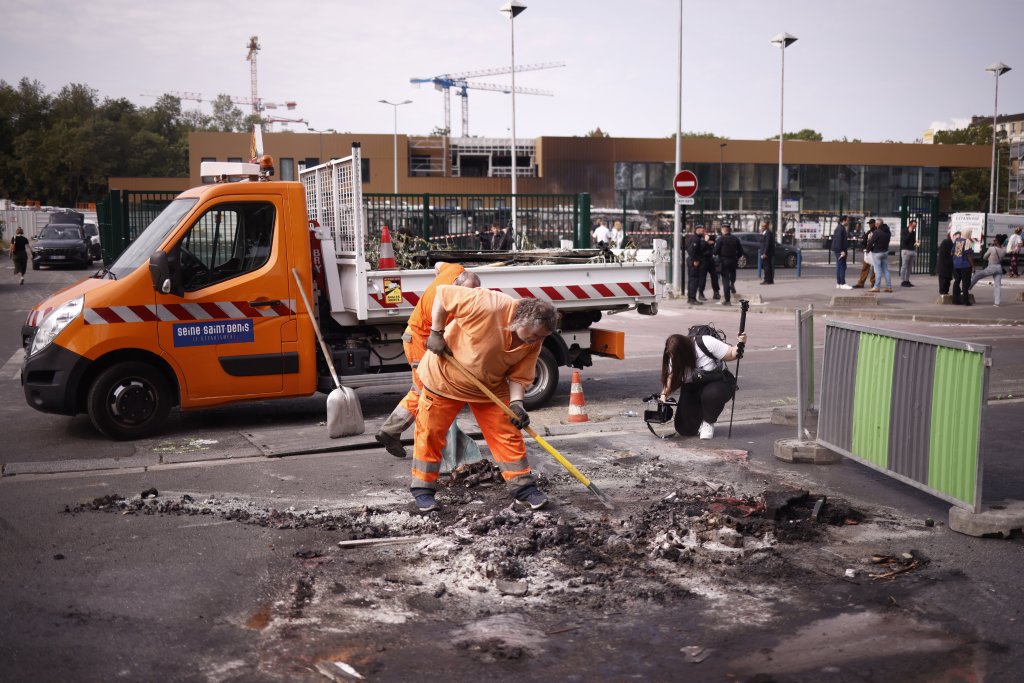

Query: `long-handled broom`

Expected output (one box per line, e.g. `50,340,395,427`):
442,353,615,510
292,268,364,437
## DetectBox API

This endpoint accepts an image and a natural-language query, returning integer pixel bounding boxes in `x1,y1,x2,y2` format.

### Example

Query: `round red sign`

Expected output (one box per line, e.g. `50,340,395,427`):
673,170,698,198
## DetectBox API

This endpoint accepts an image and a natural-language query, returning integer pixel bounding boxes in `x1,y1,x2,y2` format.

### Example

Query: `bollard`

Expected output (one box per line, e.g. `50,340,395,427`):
796,248,803,278
757,248,763,280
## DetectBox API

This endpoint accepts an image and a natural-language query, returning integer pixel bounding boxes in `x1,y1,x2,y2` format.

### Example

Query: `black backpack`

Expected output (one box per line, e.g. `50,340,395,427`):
687,324,733,385
687,323,727,348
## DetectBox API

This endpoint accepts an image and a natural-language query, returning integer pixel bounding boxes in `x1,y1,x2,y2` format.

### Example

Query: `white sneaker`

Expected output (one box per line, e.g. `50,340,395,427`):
698,421,714,439
839,284,853,289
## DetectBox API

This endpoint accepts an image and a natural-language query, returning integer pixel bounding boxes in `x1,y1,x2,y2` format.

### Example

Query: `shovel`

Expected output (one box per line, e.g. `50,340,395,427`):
439,421,483,474
442,353,615,510
292,268,364,437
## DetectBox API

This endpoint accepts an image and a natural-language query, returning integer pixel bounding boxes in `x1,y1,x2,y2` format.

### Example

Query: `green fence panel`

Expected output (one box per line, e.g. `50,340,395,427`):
929,347,984,507
851,332,896,468
98,190,178,264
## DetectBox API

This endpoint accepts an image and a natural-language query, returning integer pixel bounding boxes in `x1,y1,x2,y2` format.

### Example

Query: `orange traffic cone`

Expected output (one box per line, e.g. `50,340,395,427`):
567,369,589,423
379,225,397,269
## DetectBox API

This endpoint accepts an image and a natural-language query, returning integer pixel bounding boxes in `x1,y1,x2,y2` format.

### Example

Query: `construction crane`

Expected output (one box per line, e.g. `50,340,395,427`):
246,36,260,116
141,91,297,112
410,62,565,137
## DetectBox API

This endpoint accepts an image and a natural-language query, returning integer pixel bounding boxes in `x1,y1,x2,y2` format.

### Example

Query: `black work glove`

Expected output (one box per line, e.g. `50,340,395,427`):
508,400,530,429
426,329,449,356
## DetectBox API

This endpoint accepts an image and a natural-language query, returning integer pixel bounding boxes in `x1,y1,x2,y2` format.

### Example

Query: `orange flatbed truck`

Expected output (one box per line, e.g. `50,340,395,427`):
21,145,665,439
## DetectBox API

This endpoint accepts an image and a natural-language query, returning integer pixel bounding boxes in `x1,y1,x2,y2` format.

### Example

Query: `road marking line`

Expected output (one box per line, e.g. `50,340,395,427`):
2,348,25,380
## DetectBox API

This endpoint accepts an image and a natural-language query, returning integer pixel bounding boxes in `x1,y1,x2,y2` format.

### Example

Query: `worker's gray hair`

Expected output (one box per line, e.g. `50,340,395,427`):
454,271,480,288
511,297,559,332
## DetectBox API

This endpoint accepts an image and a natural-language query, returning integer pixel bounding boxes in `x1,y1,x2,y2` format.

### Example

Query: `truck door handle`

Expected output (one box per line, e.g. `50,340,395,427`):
248,299,282,307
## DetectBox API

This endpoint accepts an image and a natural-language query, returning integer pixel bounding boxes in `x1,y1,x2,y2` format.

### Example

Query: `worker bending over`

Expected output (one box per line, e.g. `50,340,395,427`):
411,287,558,512
375,263,480,457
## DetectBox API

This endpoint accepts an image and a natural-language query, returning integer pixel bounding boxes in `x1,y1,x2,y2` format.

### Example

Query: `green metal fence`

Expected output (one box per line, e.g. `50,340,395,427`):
97,190,178,265
363,193,590,250
900,195,939,275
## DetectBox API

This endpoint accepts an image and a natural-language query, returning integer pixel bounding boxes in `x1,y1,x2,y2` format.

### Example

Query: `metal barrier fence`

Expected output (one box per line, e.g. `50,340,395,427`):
817,320,990,512
795,306,815,439
97,190,177,265
363,193,590,251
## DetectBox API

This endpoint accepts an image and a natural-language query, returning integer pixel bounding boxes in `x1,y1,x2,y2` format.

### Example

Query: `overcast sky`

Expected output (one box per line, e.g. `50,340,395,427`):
2,0,1023,144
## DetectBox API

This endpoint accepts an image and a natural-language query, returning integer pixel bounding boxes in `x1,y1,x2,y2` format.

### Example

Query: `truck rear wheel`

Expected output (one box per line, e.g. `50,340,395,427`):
523,347,558,410
87,361,171,440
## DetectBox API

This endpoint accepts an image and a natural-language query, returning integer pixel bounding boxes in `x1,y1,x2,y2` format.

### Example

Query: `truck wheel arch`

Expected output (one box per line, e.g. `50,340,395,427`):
77,349,181,415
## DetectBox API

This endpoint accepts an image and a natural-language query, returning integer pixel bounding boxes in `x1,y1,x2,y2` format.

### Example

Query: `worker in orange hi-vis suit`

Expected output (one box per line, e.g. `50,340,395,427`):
411,287,559,513
375,263,481,458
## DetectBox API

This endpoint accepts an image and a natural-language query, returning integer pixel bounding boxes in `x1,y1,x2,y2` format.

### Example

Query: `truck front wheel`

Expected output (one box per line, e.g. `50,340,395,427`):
523,347,558,410
87,361,171,440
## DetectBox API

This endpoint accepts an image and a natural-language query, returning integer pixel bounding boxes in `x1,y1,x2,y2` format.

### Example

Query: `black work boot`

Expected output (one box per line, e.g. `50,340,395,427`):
375,406,415,458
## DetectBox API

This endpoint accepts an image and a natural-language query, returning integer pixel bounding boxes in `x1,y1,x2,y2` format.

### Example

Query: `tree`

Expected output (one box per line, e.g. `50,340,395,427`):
933,124,1005,212
210,94,246,133
586,127,610,138
766,128,822,142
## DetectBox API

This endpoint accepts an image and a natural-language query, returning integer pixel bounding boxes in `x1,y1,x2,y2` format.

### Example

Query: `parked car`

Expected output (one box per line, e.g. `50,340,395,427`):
31,224,94,269
83,222,102,260
734,232,800,269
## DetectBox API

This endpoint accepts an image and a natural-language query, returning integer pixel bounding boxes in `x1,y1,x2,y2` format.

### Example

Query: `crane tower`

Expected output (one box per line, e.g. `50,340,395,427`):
246,36,261,115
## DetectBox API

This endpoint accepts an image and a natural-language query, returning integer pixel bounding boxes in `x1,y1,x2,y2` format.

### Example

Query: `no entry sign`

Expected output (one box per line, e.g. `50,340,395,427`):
673,170,698,198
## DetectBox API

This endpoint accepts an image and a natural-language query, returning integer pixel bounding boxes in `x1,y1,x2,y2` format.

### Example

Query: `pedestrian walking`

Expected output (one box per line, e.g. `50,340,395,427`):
685,225,707,305
936,232,955,296
950,230,974,306
900,219,920,287
867,221,893,292
852,219,877,289
831,215,851,289
713,223,741,304
9,227,30,285
759,219,775,284
412,288,558,512
658,328,748,440
374,263,481,457
968,235,1007,306
1008,227,1022,278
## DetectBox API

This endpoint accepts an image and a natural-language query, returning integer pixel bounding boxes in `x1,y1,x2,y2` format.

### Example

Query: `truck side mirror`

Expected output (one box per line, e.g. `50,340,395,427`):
149,249,183,296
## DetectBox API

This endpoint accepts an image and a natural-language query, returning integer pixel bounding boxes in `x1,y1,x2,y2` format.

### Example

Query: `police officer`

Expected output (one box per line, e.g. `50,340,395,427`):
685,225,707,305
713,223,741,304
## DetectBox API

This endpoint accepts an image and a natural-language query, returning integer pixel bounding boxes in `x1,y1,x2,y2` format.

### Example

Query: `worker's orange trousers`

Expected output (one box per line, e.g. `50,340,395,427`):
411,388,535,492
398,332,425,415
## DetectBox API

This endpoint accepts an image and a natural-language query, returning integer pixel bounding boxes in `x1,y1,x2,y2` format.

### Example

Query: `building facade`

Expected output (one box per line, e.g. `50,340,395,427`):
184,131,991,216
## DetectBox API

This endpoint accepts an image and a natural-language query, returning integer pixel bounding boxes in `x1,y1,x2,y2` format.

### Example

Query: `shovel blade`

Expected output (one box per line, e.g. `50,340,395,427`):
440,422,482,474
327,387,365,437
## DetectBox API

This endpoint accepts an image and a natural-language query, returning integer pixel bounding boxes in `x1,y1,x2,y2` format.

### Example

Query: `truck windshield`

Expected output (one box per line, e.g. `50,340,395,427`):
109,198,198,280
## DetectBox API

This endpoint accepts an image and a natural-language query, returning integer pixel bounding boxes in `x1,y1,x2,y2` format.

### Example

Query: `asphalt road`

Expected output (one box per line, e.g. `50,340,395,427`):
2,254,1023,681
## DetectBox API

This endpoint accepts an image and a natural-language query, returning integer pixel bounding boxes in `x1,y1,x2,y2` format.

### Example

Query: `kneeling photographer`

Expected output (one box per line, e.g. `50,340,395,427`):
656,324,747,440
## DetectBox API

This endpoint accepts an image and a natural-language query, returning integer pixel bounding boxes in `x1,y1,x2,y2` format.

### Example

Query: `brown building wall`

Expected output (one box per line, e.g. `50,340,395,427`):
184,132,991,205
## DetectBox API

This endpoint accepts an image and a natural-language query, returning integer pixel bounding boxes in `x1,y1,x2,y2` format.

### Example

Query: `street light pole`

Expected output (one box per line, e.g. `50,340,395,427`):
985,62,1011,214
378,99,412,194
771,32,797,242
718,142,727,213
306,125,336,166
500,1,527,248
672,0,683,297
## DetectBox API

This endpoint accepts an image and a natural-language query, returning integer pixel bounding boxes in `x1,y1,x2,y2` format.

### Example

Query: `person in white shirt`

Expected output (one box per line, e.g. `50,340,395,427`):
609,220,624,248
592,219,611,247
659,330,747,439
1008,227,1022,278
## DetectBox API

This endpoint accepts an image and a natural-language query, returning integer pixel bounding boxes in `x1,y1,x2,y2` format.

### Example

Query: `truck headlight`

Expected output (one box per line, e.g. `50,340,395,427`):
29,296,83,356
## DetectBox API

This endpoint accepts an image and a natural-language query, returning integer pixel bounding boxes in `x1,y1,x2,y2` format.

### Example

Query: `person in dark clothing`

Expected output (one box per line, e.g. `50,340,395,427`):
951,231,974,305
700,232,720,300
713,224,741,304
936,233,955,296
759,220,775,284
867,221,893,292
685,225,706,305
831,215,851,289
9,227,30,285
900,219,919,287
852,219,877,288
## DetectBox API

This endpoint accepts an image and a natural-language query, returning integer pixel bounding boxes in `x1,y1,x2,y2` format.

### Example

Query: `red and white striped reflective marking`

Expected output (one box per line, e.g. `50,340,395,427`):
26,307,54,327
79,300,296,325
367,282,654,310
